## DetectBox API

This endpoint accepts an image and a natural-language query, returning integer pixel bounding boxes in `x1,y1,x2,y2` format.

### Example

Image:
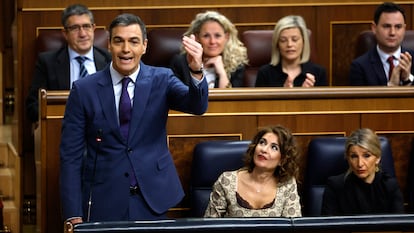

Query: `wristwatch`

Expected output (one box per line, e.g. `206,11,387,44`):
401,79,412,85
189,64,204,74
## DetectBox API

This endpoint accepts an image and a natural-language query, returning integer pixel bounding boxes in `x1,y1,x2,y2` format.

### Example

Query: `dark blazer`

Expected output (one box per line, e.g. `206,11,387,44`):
349,47,414,86
60,63,208,221
255,62,328,87
25,46,111,122
321,172,404,216
170,53,245,87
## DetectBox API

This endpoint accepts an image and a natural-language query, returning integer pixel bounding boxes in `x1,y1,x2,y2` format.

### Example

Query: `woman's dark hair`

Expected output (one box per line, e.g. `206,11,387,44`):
244,125,300,183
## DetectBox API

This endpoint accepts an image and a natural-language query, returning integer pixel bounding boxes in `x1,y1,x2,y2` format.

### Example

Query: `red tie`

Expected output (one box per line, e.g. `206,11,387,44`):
387,56,394,80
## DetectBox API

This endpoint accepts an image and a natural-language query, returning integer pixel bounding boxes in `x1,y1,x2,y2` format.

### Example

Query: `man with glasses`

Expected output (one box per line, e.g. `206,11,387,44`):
26,4,111,125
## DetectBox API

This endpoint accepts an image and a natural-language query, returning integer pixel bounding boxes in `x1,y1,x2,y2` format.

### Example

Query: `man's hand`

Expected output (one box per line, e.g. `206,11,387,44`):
183,34,203,79
388,65,401,86
398,51,412,82
64,217,83,233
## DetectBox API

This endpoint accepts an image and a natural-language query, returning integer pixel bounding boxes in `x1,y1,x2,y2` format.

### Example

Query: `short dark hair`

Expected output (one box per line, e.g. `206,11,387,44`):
109,13,147,42
61,4,94,27
374,2,406,24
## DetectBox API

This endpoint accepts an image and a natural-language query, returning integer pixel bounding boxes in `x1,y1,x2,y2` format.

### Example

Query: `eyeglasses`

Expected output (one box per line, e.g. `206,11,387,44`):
65,24,94,33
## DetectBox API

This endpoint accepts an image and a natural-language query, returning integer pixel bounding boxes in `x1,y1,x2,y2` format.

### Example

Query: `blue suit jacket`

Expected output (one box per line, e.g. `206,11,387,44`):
60,62,208,221
349,47,414,86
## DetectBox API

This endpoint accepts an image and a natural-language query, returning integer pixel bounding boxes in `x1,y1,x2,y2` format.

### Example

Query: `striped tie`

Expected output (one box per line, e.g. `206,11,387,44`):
75,56,89,79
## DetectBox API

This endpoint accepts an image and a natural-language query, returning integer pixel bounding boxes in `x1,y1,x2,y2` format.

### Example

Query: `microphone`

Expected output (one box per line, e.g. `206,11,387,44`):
87,129,102,222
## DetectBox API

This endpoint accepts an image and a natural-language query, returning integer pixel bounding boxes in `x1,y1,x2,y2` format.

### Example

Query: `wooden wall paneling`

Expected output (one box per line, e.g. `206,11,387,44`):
257,114,359,134
167,115,258,137
19,0,390,9
361,113,414,131
380,132,414,207
331,22,371,86
315,5,374,86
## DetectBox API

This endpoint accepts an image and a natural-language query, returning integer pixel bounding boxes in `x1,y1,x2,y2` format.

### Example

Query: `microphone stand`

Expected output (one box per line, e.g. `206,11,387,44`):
86,129,102,222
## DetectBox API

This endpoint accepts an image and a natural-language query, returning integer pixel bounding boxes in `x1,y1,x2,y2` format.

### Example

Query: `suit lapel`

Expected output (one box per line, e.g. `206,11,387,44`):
97,67,122,140
369,49,388,85
93,47,110,70
128,63,152,141
54,48,71,89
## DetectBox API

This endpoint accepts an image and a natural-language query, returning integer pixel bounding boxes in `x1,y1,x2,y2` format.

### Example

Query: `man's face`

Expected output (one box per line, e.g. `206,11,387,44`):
372,11,406,54
109,24,147,76
63,14,95,55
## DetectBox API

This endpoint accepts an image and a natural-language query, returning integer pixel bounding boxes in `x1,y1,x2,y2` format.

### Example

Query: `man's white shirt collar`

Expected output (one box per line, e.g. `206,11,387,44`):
68,47,94,61
109,62,140,85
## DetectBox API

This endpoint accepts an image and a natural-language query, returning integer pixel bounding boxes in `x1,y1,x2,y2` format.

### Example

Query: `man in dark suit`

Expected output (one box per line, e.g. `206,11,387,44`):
349,2,414,86
25,4,111,124
60,13,208,227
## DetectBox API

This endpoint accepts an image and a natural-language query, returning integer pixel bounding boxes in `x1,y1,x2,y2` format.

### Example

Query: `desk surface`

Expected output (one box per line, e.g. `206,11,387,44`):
73,214,414,232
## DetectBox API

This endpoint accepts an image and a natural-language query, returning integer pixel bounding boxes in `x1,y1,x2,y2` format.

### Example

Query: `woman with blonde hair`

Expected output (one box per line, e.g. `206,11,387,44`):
255,15,327,87
171,11,248,88
321,128,404,215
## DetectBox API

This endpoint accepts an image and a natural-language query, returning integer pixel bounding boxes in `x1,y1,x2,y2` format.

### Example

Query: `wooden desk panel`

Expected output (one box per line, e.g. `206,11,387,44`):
36,87,414,233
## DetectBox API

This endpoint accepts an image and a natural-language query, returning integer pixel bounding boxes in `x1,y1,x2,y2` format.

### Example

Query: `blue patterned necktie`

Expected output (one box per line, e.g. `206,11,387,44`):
119,77,132,139
75,56,89,79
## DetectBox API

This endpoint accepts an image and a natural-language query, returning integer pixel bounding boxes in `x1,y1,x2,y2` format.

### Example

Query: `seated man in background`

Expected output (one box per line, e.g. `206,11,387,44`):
349,2,414,86
25,4,111,126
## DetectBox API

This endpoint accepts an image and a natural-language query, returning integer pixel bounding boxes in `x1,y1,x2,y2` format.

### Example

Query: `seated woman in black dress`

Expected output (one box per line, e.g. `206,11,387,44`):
255,15,327,87
321,128,404,215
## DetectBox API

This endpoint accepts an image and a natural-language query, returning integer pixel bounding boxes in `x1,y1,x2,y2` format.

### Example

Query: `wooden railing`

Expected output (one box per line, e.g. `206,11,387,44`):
36,87,414,233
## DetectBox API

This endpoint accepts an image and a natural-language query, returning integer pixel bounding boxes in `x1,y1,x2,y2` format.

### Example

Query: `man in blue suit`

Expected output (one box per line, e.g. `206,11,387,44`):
349,2,414,86
60,13,208,226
